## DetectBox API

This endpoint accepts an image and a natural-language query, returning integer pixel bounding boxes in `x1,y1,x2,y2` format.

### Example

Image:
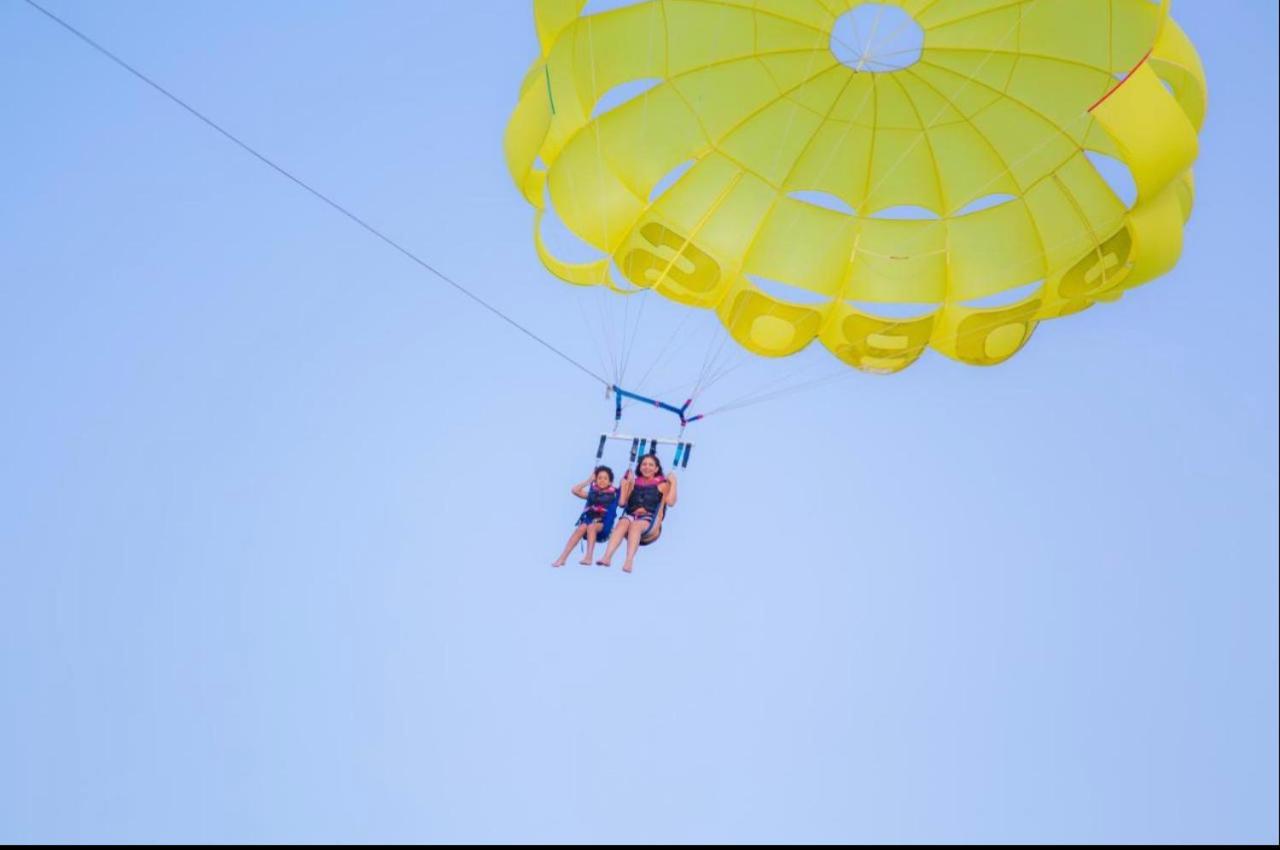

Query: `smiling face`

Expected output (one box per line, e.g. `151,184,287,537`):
594,469,614,489
638,456,659,479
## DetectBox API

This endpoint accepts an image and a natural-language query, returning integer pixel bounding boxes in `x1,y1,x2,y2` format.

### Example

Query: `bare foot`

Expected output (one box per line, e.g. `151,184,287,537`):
552,560,565,568
578,557,592,565
622,561,634,573
597,559,611,567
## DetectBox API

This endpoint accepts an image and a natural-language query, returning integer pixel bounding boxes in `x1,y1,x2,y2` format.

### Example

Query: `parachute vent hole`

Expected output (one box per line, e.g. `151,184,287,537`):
952,193,1017,217
1084,151,1138,209
540,189,607,263
746,274,833,307
787,190,857,216
830,5,924,74
869,205,941,221
960,280,1044,309
848,301,939,320
649,160,695,202
582,0,648,15
591,78,662,119
607,261,648,293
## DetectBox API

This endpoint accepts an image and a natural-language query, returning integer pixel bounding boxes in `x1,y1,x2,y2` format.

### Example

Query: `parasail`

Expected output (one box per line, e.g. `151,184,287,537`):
505,0,1207,374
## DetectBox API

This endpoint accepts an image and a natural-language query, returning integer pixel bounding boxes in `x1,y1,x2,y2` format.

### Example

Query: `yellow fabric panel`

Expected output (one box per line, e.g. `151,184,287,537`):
820,303,936,374
546,124,647,251
1054,152,1129,235
754,9,833,55
921,4,1021,45
921,120,1021,214
865,127,947,212
664,1,756,76
569,5,668,102
1123,181,1187,289
720,97,830,188
917,51,1016,116
932,292,1043,367
1151,18,1209,130
946,201,1045,301
755,0,836,32
716,277,829,357
1091,62,1198,204
533,211,613,287
968,99,1079,192
1005,56,1114,138
533,0,586,56
1022,177,1108,285
1175,171,1195,222
504,62,553,206
595,86,705,198
848,219,948,303
743,199,855,297
506,0,1205,372
1110,0,1165,71
1018,0,1114,69
668,59,783,141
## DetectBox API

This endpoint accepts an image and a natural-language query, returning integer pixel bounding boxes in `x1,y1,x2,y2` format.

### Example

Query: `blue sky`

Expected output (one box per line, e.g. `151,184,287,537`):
1,1,1276,842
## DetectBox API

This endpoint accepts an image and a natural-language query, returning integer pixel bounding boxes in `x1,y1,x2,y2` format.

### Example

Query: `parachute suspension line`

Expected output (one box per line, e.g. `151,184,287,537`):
19,0,611,389
624,290,653,386
586,12,624,385
595,285,621,384
611,8,664,393
852,3,888,73
625,306,702,401
573,290,613,384
555,105,621,387
690,324,736,402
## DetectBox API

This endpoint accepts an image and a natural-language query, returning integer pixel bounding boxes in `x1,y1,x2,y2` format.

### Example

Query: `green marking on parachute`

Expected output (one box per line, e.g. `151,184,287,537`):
544,65,556,115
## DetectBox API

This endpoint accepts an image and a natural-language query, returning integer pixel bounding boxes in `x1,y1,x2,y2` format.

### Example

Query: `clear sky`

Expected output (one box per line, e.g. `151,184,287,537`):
1,0,1276,842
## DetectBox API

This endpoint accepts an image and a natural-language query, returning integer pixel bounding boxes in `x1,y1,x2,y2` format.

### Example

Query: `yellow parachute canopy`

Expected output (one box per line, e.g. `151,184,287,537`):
505,0,1206,372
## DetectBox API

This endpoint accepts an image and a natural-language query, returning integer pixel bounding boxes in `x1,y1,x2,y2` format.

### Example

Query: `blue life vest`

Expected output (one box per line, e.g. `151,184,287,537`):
579,485,619,537
626,475,666,517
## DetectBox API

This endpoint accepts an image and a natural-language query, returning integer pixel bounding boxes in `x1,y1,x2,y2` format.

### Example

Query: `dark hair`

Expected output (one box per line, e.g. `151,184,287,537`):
593,465,615,484
636,453,664,478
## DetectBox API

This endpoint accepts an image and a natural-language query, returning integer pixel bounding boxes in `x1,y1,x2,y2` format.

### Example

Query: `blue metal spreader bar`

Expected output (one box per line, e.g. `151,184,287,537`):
612,385,704,429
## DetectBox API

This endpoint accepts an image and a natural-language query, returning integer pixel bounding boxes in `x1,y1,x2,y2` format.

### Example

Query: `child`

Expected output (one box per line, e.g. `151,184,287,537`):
552,466,618,567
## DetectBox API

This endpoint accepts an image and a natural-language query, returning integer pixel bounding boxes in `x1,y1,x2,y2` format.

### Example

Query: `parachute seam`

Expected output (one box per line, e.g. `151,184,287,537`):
900,67,1020,211
926,46,1131,83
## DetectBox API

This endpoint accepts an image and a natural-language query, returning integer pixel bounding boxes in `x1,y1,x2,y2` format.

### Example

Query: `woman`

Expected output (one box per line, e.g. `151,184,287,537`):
597,453,677,574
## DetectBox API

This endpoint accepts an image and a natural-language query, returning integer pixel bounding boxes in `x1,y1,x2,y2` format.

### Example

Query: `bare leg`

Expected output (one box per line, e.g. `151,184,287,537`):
580,523,600,564
553,524,587,567
621,520,647,573
598,519,630,566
